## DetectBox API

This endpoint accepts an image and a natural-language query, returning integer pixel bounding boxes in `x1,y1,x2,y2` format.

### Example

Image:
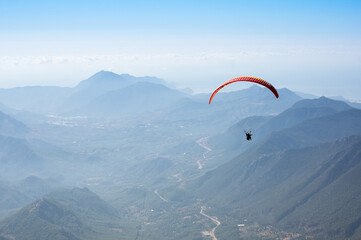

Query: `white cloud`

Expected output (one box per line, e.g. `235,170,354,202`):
0,43,360,98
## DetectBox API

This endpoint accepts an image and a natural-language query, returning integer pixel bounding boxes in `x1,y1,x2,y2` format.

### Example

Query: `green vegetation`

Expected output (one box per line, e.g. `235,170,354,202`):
0,72,360,239
0,188,138,240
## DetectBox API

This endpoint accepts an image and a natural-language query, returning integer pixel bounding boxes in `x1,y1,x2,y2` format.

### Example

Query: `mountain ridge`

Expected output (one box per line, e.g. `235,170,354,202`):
206,96,354,163
0,187,135,240
175,106,361,239
77,81,188,116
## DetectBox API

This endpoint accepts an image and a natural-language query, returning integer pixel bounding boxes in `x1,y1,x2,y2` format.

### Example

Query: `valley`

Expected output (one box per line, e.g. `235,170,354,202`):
0,71,361,239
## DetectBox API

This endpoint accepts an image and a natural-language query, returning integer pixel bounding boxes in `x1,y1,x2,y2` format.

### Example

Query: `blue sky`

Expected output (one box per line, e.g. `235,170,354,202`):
1,0,360,99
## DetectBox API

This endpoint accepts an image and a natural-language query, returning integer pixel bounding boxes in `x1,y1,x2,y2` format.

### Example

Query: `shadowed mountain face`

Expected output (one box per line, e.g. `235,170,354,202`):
61,71,167,111
0,71,172,114
77,81,188,116
0,111,29,138
291,96,352,111
60,71,176,113
0,188,135,240
177,100,361,239
0,71,303,123
74,71,168,92
225,136,361,239
0,176,63,220
0,131,78,181
257,109,361,154
206,96,354,164
45,188,119,219
0,135,45,180
0,198,83,240
74,71,133,92
257,96,353,135
196,106,361,199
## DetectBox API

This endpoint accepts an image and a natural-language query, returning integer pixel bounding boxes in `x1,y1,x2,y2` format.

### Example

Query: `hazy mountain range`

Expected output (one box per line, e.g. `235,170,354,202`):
0,71,177,115
0,71,360,239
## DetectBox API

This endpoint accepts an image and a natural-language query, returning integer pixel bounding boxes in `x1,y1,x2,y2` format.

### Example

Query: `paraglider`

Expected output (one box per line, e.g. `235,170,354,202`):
209,76,279,141
208,76,279,104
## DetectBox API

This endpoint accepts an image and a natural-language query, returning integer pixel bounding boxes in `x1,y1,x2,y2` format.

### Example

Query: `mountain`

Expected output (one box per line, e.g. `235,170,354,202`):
293,96,352,111
0,132,90,183
0,86,72,113
257,108,361,153
1,71,360,239
74,71,132,92
0,135,46,180
206,97,353,163
189,135,361,239
349,101,361,110
0,185,32,220
78,81,188,116
155,86,303,134
256,96,352,134
175,105,361,239
61,71,132,111
208,86,302,116
274,136,361,238
0,71,172,115
0,198,84,240
0,176,63,220
74,71,168,92
12,176,63,200
0,102,14,115
0,111,29,138
0,188,137,240
292,91,361,111
329,96,361,110
61,71,171,112
46,188,119,219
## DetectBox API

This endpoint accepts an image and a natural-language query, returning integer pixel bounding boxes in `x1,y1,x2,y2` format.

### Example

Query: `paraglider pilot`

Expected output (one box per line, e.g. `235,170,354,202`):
244,130,252,141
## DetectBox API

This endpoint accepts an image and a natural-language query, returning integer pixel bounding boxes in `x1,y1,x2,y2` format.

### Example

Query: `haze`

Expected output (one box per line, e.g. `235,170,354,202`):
1,0,360,99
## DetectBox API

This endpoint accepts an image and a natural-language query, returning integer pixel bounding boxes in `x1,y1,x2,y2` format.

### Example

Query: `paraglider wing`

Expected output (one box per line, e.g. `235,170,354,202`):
209,76,279,104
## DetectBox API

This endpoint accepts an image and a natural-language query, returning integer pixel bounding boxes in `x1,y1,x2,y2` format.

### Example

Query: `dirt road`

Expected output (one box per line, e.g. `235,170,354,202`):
200,206,220,240
154,189,168,202
196,137,212,169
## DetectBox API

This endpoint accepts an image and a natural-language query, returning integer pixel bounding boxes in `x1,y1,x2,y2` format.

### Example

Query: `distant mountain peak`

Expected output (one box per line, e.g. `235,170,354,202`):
74,71,169,91
291,96,352,111
278,87,295,94
82,71,126,84
92,70,118,76
89,70,133,80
